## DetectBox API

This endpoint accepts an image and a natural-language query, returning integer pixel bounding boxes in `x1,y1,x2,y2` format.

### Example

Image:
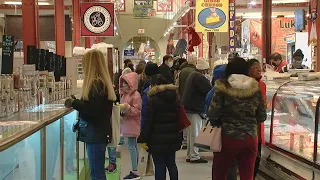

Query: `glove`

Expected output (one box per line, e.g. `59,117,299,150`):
140,143,149,150
119,103,129,111
119,104,125,110
64,99,74,108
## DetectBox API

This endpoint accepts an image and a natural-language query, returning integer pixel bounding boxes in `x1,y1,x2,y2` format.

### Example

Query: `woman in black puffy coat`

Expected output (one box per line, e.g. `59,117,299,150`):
138,74,182,180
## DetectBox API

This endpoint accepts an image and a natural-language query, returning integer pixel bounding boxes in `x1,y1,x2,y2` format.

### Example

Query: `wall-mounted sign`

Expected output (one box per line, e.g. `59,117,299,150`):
157,0,173,12
134,0,153,18
81,3,114,36
196,0,229,33
124,50,135,56
1,35,14,74
138,29,145,34
229,0,236,52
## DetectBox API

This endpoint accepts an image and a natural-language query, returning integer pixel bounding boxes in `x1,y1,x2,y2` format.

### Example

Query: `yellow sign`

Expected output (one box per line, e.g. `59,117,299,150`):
196,0,229,33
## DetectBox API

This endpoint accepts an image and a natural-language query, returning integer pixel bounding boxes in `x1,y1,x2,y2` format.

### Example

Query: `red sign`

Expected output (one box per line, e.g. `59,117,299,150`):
81,3,114,37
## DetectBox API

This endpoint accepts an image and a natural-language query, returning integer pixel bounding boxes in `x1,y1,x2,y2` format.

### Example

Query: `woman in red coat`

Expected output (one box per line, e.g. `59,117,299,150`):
247,59,266,178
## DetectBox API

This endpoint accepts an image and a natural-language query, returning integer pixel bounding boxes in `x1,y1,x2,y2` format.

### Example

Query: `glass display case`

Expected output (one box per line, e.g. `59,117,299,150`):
265,80,320,166
0,104,88,180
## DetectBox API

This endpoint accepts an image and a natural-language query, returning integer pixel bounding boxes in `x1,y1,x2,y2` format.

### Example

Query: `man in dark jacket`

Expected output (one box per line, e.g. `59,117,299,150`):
178,55,197,149
181,59,211,163
178,55,197,97
159,55,174,83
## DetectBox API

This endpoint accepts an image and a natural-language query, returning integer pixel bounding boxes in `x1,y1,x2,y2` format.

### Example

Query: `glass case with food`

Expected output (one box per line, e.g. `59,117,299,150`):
265,80,320,162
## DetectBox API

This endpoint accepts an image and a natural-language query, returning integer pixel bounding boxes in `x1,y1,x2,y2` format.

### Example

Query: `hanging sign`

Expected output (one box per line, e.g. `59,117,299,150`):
1,35,14,74
196,0,229,33
81,3,114,36
134,0,153,18
229,0,236,52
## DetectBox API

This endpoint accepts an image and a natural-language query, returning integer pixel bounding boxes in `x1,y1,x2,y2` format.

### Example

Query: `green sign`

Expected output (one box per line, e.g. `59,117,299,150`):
134,0,153,18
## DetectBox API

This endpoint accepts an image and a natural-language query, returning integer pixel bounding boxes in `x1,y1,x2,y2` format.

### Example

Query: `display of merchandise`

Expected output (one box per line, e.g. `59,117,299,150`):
265,79,320,161
0,64,72,118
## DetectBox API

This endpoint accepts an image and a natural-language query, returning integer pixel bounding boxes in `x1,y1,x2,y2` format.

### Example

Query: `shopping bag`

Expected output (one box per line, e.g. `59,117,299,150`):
177,105,191,132
107,105,121,147
194,121,222,152
138,148,154,176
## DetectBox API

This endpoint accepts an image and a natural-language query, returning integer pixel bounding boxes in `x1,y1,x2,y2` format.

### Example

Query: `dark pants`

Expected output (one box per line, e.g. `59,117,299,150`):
86,143,107,180
254,142,262,177
152,152,178,180
212,135,258,180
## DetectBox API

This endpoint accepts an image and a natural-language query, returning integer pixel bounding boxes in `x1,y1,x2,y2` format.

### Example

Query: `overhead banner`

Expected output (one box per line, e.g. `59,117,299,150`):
134,0,153,18
81,3,114,36
229,0,236,52
196,0,229,33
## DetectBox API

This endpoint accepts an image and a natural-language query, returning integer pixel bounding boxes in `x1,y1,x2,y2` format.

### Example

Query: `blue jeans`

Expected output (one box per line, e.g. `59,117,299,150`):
109,137,138,171
86,143,107,180
152,152,178,180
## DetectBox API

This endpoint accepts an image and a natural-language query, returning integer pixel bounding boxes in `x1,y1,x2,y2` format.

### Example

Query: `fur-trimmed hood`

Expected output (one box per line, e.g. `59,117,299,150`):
148,84,178,103
148,84,177,97
215,74,260,98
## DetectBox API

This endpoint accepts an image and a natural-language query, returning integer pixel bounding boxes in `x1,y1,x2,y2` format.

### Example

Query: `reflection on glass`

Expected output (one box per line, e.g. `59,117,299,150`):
46,119,61,180
0,131,41,180
64,111,77,179
79,142,85,177
271,82,318,161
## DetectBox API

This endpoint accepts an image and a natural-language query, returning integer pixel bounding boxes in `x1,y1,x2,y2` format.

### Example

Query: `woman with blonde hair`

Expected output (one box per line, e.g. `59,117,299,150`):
65,49,116,180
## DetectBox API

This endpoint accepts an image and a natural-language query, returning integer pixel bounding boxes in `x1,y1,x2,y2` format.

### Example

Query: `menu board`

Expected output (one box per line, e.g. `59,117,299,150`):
55,55,62,81
61,57,66,77
27,45,37,65
1,35,14,74
36,48,42,71
48,52,54,72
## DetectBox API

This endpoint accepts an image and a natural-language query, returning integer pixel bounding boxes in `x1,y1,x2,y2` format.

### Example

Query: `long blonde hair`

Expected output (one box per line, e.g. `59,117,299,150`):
81,49,116,101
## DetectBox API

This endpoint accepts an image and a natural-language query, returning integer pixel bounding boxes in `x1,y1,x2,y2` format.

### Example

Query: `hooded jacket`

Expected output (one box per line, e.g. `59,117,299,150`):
205,65,226,113
138,84,182,154
208,74,266,140
119,72,142,137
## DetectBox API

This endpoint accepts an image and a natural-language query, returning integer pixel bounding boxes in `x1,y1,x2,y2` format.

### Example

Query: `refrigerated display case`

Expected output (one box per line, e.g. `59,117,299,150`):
262,79,320,179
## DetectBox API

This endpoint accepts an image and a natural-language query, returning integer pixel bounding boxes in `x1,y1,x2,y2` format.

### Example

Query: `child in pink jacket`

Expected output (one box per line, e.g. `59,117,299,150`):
107,72,142,179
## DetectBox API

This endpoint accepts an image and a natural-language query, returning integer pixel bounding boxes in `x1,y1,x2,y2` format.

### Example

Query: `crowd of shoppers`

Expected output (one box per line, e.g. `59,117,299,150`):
66,49,267,180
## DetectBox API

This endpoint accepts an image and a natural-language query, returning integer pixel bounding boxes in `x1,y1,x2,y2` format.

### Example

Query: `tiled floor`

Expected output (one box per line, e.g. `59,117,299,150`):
119,145,212,179
118,145,267,180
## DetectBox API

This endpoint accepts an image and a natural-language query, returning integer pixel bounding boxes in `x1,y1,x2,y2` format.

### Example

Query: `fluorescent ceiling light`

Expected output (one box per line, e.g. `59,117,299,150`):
249,1,257,5
4,1,50,5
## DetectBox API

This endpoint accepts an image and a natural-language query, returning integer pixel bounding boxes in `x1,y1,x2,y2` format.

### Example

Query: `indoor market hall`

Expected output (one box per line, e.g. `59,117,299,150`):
0,0,320,180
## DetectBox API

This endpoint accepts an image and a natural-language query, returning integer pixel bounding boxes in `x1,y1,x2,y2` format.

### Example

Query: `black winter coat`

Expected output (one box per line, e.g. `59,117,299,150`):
72,80,114,143
159,63,174,84
138,84,182,154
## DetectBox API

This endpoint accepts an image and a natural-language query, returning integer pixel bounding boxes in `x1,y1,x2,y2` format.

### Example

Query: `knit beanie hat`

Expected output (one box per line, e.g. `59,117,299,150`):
145,63,159,77
293,49,304,59
196,59,210,70
122,67,132,75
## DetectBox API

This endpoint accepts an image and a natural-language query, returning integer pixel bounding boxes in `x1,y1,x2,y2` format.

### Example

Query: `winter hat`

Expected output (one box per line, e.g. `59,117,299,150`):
150,74,169,86
187,55,197,65
196,59,210,70
122,67,132,75
145,63,159,77
293,49,304,59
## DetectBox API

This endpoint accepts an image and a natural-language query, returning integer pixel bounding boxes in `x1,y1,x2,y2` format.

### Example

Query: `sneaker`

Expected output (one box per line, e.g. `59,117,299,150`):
106,163,117,173
190,158,208,163
123,171,140,180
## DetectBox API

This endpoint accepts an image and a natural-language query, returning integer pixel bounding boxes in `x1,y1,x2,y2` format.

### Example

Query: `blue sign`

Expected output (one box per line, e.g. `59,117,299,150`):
124,50,135,56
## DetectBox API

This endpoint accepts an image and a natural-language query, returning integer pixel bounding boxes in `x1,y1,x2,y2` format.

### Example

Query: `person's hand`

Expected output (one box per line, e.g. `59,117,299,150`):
140,143,148,150
119,103,129,111
119,104,125,110
64,99,74,108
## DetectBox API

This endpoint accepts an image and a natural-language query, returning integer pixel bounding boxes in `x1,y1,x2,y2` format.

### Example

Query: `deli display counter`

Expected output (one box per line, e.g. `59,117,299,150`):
0,103,88,180
262,80,320,180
